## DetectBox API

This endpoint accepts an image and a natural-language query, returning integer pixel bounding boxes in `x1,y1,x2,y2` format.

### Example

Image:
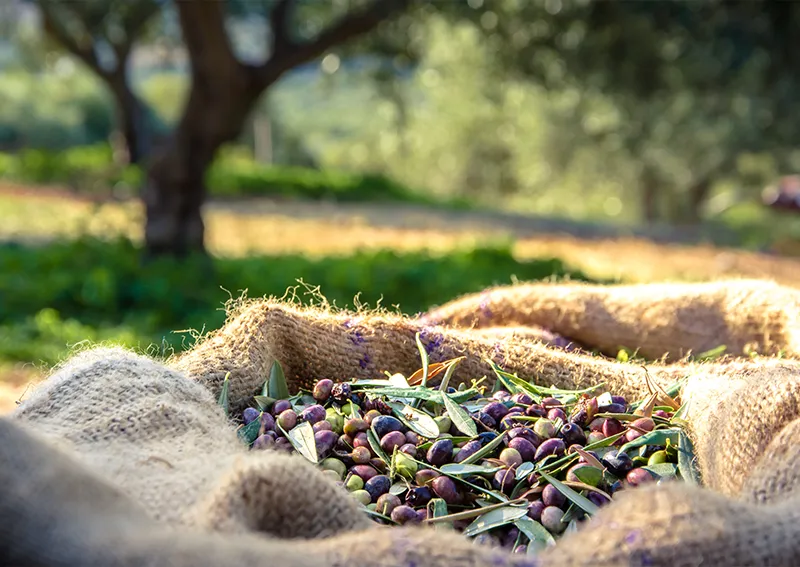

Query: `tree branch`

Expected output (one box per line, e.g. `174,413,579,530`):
252,0,411,87
175,0,240,81
39,3,105,77
269,0,295,57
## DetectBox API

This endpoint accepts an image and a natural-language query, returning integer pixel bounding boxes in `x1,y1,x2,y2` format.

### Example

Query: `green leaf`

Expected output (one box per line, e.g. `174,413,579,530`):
390,482,409,496
440,463,503,476
237,418,262,446
489,362,604,397
349,379,395,388
217,372,230,415
515,518,555,555
677,431,702,485
365,387,479,404
280,421,318,464
515,461,535,480
253,395,275,411
539,472,600,516
438,359,460,395
387,401,440,438
619,428,680,455
367,428,391,464
695,344,726,361
442,392,479,437
427,498,451,530
642,463,678,479
268,361,290,401
417,437,471,451
462,505,529,537
460,432,506,465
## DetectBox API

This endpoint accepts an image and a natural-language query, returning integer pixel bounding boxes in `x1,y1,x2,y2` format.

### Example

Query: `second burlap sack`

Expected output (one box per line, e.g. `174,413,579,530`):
5,278,800,566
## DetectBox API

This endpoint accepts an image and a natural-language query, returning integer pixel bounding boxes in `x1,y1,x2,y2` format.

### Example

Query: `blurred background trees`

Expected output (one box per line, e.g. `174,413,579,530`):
1,0,800,253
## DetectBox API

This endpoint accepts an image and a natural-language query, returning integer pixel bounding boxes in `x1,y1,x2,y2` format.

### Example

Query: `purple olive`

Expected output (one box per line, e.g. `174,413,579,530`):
313,420,333,433
587,431,606,444
512,393,534,406
588,417,606,432
541,397,562,409
259,412,276,432
602,450,633,477
353,432,370,449
337,434,354,451
630,417,656,432
542,484,566,508
508,437,536,462
313,379,334,402
493,390,512,401
506,406,525,415
605,403,627,414
602,418,625,437
541,506,567,534
301,404,326,425
416,509,428,522
380,431,406,453
364,410,383,426
559,422,587,446
274,437,292,452
587,491,611,507
406,486,433,507
252,434,274,450
569,408,589,428
399,443,418,457
415,469,440,485
405,431,420,445
431,476,460,504
626,468,655,487
376,493,401,516
526,404,547,417
493,468,516,493
372,415,404,438
653,409,671,419
547,408,567,422
364,475,392,502
535,438,566,462
331,383,352,403
243,407,261,425
454,439,482,463
527,500,545,521
277,409,297,431
499,415,518,431
350,465,379,482
477,412,497,429
625,429,643,443
482,401,510,422
508,427,542,448
351,446,372,464
426,438,454,466
272,400,292,415
344,418,369,437
314,430,339,457
611,395,627,406
391,505,421,525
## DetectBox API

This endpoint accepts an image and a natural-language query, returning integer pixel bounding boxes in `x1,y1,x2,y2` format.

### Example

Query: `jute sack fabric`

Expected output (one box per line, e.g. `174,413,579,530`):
2,279,800,566
419,279,800,361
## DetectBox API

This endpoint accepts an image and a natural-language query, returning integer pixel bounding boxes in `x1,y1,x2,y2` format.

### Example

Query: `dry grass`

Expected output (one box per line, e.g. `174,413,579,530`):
3,183,800,413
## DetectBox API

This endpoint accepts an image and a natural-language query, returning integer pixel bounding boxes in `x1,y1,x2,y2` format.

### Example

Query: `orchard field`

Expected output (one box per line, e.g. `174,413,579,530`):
3,182,800,414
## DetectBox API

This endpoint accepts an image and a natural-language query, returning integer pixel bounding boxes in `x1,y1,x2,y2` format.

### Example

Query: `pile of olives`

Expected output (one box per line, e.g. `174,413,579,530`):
234,366,692,554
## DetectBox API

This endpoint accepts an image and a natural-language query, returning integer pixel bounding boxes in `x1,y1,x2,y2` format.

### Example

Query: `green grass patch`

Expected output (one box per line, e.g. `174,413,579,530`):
0,237,597,367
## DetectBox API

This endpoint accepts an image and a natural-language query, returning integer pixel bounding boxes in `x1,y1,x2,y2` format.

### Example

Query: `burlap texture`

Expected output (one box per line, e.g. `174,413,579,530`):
420,279,800,361
3,279,800,566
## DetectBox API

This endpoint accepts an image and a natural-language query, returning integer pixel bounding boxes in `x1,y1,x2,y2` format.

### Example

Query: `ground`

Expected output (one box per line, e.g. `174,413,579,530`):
2,183,800,413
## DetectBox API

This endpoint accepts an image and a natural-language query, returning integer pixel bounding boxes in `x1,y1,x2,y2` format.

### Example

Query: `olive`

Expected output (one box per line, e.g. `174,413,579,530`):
527,500,545,521
415,469,440,485
312,420,332,433
541,506,567,534
350,464,379,482
252,434,274,450
277,409,297,431
380,431,407,453
344,418,369,437
427,438,454,466
406,486,433,507
364,475,392,502
431,476,460,504
508,437,536,462
313,379,334,402
242,407,260,425
391,505,421,525
314,430,338,457
372,415,404,438
482,401,510,422
301,404,326,425
376,493,402,516
351,446,372,464
272,400,292,416
499,448,523,468
454,439,482,463
626,468,655,487
547,408,567,422
542,484,566,509
534,438,566,462
351,489,372,506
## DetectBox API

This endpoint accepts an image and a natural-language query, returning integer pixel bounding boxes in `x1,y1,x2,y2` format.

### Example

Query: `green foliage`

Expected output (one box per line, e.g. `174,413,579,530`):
0,237,595,366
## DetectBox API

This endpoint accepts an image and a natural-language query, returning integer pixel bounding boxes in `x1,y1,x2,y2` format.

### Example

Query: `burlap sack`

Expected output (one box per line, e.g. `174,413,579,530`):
420,279,800,361
3,279,800,566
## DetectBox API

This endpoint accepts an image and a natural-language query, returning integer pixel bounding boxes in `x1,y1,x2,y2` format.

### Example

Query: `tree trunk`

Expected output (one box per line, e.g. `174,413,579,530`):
639,165,661,222
107,73,152,166
142,77,261,257
683,176,713,224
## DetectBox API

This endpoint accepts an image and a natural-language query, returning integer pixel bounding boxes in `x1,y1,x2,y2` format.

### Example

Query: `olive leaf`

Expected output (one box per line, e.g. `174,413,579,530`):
490,362,605,397
439,463,503,476
438,357,465,395
427,498,451,530
387,401,440,438
460,433,506,465
268,361,290,401
515,461,535,480
280,421,318,464
390,481,409,496
462,505,529,537
695,344,726,361
367,428,391,464
253,395,275,411
237,418,262,446
677,430,702,485
387,373,414,405
618,428,680,455
514,518,555,555
642,463,678,479
417,437,471,451
539,472,600,516
366,387,478,404
442,391,479,437
217,372,231,416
